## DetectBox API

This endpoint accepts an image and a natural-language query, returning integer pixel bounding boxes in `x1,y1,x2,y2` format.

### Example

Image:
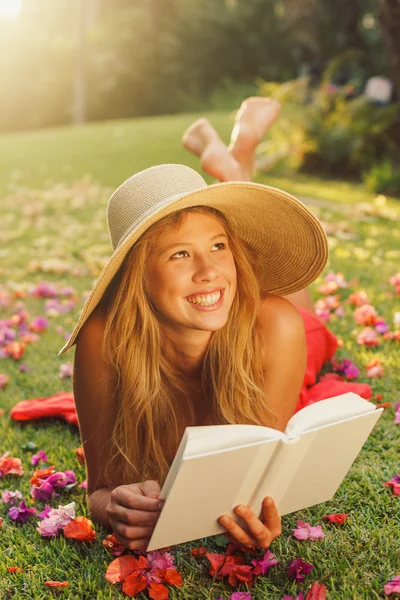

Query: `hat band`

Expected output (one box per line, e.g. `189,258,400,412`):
115,190,200,250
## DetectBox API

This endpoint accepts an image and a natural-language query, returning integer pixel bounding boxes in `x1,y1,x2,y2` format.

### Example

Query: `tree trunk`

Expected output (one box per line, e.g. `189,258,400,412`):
379,0,400,98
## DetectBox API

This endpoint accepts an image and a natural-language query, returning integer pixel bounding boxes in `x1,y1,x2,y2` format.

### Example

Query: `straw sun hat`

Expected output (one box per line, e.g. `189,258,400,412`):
59,163,328,355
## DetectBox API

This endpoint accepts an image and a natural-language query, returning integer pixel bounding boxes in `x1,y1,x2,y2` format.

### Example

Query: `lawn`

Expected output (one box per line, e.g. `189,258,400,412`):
0,112,399,600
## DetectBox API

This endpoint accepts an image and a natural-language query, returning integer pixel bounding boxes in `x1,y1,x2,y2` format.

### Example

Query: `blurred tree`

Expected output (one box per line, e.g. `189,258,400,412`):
379,0,400,98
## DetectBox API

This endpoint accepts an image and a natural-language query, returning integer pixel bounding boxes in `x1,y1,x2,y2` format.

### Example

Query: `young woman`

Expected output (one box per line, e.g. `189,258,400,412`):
61,162,329,552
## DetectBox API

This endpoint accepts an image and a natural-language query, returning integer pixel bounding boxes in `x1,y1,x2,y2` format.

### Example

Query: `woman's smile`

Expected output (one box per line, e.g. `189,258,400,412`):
185,288,225,309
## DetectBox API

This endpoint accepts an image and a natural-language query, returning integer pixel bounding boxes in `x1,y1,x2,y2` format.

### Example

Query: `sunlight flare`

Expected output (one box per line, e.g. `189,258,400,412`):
0,0,22,20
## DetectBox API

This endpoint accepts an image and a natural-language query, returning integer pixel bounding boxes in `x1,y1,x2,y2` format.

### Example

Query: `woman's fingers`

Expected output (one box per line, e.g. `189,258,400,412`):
112,520,154,542
218,497,281,549
113,531,150,551
219,513,258,548
110,485,160,511
108,505,160,527
261,497,282,538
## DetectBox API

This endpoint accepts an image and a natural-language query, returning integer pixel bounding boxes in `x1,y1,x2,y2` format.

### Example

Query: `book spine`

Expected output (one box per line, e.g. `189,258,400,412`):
247,432,318,518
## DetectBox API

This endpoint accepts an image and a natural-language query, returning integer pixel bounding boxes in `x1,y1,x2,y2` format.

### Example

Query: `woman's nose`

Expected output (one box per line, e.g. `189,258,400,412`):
193,254,219,281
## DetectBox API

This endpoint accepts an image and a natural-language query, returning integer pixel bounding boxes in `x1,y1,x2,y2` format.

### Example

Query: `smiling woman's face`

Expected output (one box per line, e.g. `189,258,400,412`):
145,212,237,335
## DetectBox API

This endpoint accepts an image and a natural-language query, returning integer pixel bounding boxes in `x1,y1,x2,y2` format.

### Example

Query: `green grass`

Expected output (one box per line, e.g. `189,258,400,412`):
0,113,399,599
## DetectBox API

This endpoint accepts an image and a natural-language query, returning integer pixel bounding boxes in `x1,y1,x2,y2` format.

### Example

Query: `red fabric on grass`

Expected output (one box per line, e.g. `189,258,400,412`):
9,307,372,425
295,306,372,413
10,391,78,426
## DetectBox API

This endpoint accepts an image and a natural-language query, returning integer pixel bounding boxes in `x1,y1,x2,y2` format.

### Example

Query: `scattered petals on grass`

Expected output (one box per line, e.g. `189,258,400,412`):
282,593,304,600
29,316,48,333
105,555,150,584
7,567,24,573
293,520,326,540
348,290,369,306
59,363,73,378
383,474,400,496
30,465,55,485
1,490,23,504
384,575,400,596
354,304,378,326
229,593,252,600
37,502,75,536
148,581,169,600
43,581,69,587
356,327,380,347
121,572,148,597
63,516,96,541
331,358,359,379
305,582,327,599
8,500,36,523
102,533,126,556
163,569,182,586
191,546,207,557
31,450,48,466
251,550,280,575
366,358,385,378
0,452,24,477
287,558,315,582
0,373,9,388
31,480,55,501
322,513,349,525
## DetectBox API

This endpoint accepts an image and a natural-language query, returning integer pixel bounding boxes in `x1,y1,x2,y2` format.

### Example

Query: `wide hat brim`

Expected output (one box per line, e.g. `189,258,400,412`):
59,180,328,355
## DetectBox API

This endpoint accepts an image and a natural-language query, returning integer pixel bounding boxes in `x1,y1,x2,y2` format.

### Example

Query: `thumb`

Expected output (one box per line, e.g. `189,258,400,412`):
142,479,161,499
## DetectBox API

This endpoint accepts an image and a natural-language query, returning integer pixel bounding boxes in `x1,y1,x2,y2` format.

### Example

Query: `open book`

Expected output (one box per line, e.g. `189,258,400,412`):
147,393,383,551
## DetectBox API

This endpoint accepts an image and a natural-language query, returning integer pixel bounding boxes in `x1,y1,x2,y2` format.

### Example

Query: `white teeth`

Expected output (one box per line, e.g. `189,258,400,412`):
187,290,222,306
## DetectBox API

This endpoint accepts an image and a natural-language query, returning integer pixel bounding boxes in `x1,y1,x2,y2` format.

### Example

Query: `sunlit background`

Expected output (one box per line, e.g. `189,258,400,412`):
0,0,399,194
0,0,22,19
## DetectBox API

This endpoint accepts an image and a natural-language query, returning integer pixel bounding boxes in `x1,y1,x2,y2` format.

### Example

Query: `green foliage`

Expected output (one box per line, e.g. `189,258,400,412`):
258,52,400,191
0,0,392,133
364,160,400,196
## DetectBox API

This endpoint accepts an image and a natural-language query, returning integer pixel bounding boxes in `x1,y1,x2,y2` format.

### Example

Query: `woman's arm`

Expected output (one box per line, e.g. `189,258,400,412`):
258,294,307,432
73,310,163,549
73,309,119,516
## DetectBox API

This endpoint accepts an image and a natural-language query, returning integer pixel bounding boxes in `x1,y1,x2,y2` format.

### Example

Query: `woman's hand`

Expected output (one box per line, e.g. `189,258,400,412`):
106,480,163,550
218,496,281,549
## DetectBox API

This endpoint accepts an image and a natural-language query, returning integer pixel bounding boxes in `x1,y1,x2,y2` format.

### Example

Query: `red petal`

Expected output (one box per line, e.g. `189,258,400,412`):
63,517,96,542
191,546,206,557
105,555,149,584
7,567,24,573
227,565,253,586
148,582,169,600
44,582,69,587
205,552,227,577
322,514,349,525
121,572,148,596
164,569,183,587
306,582,327,599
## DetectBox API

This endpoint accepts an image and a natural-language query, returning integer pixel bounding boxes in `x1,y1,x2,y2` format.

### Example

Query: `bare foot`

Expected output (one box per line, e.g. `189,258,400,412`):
182,118,243,182
228,97,281,180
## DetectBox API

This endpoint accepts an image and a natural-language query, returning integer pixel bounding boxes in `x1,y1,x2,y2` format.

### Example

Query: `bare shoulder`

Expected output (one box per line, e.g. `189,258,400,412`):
258,293,307,431
258,293,305,343
76,306,107,348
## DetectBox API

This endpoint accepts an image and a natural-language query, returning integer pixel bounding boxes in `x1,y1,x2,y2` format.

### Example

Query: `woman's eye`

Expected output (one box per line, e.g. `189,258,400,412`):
170,243,226,260
171,250,189,259
213,242,226,251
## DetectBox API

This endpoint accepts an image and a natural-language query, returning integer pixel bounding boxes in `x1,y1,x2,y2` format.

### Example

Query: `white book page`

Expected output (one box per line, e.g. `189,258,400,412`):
285,393,376,438
184,424,284,457
278,408,383,515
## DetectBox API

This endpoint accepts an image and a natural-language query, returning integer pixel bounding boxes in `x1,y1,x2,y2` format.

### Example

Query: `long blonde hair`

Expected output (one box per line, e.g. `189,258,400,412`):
100,206,275,486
